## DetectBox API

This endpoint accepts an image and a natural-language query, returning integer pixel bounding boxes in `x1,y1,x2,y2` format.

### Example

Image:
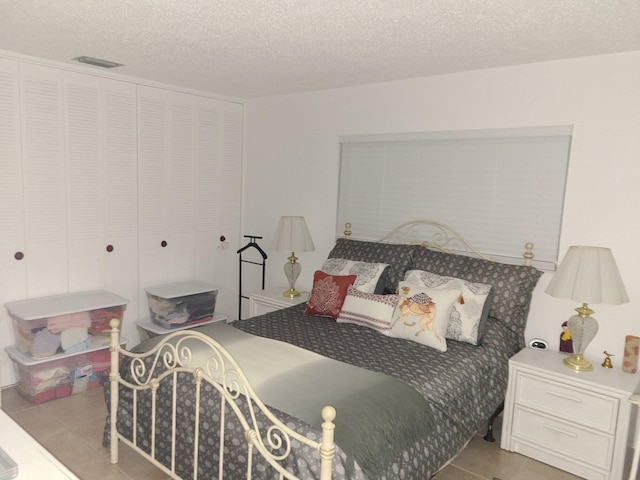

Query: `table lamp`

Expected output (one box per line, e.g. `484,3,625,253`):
545,246,628,371
270,216,315,298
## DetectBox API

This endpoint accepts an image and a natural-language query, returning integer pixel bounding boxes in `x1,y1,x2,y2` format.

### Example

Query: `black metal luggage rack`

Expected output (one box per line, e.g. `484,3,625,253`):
237,235,267,320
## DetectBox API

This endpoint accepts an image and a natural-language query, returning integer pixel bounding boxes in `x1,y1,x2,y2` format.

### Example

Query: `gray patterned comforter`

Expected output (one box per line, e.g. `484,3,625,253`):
105,305,520,480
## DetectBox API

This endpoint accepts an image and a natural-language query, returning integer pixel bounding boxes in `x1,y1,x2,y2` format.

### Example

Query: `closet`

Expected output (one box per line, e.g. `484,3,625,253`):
0,55,243,387
136,85,242,325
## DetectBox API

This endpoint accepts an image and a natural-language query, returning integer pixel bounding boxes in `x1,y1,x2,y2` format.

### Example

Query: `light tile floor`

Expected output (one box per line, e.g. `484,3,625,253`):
0,385,607,479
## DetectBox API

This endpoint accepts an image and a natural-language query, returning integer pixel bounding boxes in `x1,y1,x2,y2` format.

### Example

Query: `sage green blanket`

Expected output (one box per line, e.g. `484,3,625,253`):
133,323,435,479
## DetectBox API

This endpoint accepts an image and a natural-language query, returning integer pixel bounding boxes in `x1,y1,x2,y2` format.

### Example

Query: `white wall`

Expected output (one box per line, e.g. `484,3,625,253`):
243,50,640,364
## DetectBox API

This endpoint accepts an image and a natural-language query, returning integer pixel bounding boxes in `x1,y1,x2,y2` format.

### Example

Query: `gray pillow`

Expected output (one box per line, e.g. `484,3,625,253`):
328,239,416,294
411,247,542,344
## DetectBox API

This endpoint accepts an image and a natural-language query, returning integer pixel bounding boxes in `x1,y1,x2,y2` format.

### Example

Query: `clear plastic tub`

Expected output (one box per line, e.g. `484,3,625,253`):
5,341,124,404
5,290,128,357
145,281,218,329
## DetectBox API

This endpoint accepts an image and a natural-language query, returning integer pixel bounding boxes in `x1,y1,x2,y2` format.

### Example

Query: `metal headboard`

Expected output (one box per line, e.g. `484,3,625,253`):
343,220,534,266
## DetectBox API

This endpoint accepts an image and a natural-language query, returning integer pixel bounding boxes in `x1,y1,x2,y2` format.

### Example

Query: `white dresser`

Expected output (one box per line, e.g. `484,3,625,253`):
0,409,79,479
501,348,639,480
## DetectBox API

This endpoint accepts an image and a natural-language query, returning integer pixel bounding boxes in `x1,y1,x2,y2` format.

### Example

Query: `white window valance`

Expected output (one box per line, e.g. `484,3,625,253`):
337,126,572,270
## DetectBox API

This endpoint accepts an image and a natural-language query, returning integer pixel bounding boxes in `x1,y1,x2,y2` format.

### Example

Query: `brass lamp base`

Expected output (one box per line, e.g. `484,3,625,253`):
563,353,593,372
283,287,301,298
563,305,598,372
282,252,302,299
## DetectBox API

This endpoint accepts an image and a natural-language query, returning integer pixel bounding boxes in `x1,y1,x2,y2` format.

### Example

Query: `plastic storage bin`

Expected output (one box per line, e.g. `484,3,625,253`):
145,281,218,329
5,290,128,358
5,342,123,404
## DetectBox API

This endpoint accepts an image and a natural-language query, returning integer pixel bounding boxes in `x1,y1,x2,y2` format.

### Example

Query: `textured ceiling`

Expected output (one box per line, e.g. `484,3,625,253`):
1,1,640,98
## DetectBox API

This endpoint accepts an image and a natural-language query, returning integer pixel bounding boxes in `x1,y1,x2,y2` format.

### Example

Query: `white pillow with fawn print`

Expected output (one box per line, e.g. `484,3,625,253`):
404,270,493,345
388,281,461,352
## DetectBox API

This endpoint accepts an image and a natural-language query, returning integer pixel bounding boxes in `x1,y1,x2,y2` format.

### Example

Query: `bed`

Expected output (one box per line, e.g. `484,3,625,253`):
104,221,543,480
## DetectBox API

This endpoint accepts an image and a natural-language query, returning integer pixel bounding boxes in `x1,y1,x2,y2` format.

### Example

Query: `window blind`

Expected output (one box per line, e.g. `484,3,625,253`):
338,127,572,270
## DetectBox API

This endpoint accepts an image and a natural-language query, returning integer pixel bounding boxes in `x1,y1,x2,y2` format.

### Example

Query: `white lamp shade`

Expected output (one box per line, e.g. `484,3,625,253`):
545,246,629,305
270,216,315,253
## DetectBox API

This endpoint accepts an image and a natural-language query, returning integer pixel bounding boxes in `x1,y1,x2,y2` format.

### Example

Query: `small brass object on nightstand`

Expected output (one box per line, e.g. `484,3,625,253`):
602,351,614,368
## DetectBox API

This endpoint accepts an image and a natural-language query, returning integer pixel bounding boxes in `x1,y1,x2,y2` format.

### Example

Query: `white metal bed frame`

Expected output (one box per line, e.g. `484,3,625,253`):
108,220,535,480
344,220,534,266
109,320,337,480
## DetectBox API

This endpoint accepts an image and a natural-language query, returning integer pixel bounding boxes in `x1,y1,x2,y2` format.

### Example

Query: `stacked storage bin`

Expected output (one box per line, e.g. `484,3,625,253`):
4,290,128,404
145,281,219,329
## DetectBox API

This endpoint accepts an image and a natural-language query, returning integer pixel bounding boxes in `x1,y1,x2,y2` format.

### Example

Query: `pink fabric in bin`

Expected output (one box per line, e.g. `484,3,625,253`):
47,312,91,334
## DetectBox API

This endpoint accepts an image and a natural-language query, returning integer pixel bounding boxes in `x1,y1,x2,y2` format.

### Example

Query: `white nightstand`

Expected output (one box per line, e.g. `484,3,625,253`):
248,287,309,318
501,348,640,480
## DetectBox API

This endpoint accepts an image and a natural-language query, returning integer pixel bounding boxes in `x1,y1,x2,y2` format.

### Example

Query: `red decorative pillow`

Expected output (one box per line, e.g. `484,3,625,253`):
304,271,357,319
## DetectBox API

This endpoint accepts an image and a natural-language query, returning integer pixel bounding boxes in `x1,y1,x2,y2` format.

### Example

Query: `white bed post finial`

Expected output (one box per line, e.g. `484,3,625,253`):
344,222,352,239
109,318,121,464
523,242,534,267
319,406,336,480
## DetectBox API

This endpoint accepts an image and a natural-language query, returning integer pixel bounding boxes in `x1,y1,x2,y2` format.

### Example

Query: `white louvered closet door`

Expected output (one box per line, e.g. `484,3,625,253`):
137,85,243,322
193,101,243,319
0,63,67,386
0,58,26,386
19,63,68,297
209,104,243,319
0,57,243,386
63,71,138,345
137,86,196,321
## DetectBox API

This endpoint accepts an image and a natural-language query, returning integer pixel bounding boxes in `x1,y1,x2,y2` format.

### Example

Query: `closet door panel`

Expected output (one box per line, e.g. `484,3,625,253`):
64,71,138,343
1,62,66,386
166,98,196,279
19,63,67,297
137,86,197,319
137,87,242,322
64,72,104,290
210,104,243,318
138,93,168,241
138,88,169,318
193,104,219,287
0,58,26,386
102,82,138,342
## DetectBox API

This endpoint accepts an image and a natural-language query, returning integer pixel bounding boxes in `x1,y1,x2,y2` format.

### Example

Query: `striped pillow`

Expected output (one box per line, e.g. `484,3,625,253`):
336,285,398,334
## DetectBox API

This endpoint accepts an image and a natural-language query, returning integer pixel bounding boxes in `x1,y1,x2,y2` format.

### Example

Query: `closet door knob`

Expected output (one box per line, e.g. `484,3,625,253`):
106,245,114,252
14,251,24,260
161,240,168,248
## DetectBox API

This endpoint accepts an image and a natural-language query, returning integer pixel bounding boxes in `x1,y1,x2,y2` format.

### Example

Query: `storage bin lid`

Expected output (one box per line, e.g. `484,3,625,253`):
5,338,127,366
5,290,129,321
145,281,219,299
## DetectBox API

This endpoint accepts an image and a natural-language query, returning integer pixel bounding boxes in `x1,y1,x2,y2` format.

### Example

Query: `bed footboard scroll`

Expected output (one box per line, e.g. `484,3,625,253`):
108,318,337,480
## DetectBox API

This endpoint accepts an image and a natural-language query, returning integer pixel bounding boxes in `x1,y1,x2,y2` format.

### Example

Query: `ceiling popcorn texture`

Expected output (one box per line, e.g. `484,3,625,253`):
1,0,639,98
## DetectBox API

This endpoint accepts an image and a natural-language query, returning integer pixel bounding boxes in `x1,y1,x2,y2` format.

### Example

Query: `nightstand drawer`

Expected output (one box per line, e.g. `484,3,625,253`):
502,348,637,480
248,288,309,319
516,373,618,433
513,407,614,470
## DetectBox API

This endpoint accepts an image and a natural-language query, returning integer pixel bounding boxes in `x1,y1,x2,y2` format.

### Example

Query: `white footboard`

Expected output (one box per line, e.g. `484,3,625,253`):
108,319,336,480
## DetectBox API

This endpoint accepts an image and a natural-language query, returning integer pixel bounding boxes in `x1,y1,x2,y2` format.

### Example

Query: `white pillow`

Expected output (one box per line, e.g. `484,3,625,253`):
321,258,389,294
336,285,398,334
404,269,493,345
388,281,461,352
